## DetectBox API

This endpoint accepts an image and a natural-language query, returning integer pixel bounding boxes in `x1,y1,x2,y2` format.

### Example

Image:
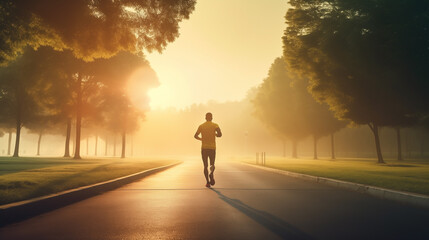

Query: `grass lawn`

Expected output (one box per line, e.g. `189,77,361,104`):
0,157,179,205
240,157,429,196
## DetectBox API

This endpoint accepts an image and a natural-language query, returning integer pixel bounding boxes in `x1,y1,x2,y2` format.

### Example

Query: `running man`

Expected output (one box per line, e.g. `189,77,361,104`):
194,112,222,188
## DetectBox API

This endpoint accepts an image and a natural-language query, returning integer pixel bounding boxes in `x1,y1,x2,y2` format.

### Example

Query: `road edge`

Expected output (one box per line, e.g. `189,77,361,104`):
0,161,182,227
242,162,429,209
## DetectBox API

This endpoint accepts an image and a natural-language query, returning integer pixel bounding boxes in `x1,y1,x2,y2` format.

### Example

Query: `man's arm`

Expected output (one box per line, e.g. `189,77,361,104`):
194,128,202,141
215,127,222,137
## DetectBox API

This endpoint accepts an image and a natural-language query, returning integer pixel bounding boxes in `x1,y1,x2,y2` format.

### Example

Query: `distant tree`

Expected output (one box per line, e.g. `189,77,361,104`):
253,57,345,159
94,52,158,158
16,46,103,159
22,49,76,156
283,0,429,163
102,94,142,158
253,58,308,158
1,0,196,65
0,123,15,156
42,54,76,158
26,115,63,156
39,47,104,159
299,79,347,159
18,47,86,159
388,117,417,161
0,48,47,157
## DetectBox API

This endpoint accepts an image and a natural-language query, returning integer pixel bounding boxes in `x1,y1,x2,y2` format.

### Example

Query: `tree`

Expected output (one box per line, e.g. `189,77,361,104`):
1,0,196,65
40,47,104,159
102,94,142,158
23,48,78,157
26,115,61,156
0,48,47,157
302,87,347,159
253,57,345,159
94,52,158,158
283,0,429,163
14,46,104,159
0,118,15,156
253,58,308,158
0,1,62,66
19,46,89,159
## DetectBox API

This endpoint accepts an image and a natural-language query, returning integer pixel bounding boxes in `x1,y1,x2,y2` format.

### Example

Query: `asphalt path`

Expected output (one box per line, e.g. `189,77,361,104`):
1,160,429,240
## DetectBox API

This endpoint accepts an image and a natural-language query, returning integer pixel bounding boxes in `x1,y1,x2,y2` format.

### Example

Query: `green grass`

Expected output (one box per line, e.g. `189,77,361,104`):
240,157,429,196
0,157,179,205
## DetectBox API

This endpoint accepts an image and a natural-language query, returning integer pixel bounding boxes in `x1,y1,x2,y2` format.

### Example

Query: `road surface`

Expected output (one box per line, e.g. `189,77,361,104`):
1,160,429,240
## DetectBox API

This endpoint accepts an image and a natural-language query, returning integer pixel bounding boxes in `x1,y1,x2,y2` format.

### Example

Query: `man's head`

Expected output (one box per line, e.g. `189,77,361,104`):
205,112,213,121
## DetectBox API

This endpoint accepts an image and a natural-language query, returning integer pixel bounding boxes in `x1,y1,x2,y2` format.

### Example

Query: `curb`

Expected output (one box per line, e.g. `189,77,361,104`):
0,162,182,227
242,162,429,209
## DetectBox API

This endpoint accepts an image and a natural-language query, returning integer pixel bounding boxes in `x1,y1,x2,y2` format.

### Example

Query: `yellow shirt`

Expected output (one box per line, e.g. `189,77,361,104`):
196,121,220,149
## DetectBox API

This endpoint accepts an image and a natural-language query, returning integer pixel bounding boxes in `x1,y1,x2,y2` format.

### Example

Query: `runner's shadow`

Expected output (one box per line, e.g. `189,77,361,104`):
210,188,312,240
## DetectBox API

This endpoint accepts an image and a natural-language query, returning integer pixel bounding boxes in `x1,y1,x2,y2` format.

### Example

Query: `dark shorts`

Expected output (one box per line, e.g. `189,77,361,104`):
201,149,216,167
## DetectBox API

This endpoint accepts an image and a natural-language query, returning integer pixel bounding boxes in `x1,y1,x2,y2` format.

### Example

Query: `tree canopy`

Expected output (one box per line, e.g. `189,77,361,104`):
253,57,345,158
0,46,157,158
283,0,429,162
0,47,51,156
0,0,196,65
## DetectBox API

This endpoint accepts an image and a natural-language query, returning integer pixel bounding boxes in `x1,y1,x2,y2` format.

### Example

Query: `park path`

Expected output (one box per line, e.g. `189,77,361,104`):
1,160,429,240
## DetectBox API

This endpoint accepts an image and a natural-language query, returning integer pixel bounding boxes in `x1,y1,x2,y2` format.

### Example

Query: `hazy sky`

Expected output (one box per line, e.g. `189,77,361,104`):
146,0,289,109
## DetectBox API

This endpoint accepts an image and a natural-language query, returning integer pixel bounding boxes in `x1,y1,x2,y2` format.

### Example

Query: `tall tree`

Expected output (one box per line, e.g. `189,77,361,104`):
283,0,429,163
1,0,196,65
95,52,158,158
21,46,88,159
26,115,62,156
253,58,308,158
0,48,47,157
253,57,345,159
0,125,15,156
17,46,104,159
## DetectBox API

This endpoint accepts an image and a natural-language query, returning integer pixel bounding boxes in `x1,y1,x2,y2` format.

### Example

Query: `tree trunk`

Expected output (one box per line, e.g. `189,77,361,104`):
64,118,71,157
404,132,410,158
313,135,318,160
396,127,403,161
292,140,297,158
113,134,116,156
72,136,75,156
37,132,42,156
331,133,336,160
13,100,22,157
121,131,126,158
95,134,98,156
74,74,82,159
105,135,108,156
130,135,133,157
368,123,385,164
7,131,12,155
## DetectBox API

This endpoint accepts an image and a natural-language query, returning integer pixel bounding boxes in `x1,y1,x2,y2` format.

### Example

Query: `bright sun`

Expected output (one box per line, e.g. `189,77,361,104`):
126,66,159,111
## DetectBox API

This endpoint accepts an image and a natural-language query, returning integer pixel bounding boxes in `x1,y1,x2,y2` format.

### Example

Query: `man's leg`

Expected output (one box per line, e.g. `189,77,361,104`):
208,149,216,185
201,149,210,185
209,149,216,173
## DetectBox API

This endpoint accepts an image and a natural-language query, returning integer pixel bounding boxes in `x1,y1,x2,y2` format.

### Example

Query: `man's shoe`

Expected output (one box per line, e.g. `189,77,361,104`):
205,183,211,188
209,173,215,186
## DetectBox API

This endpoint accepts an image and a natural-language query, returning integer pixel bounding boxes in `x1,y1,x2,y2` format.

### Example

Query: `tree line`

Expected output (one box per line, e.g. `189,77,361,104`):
0,47,157,159
0,0,197,158
255,0,429,163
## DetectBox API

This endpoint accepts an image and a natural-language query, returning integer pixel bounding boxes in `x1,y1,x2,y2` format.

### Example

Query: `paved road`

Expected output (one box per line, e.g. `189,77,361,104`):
1,160,429,240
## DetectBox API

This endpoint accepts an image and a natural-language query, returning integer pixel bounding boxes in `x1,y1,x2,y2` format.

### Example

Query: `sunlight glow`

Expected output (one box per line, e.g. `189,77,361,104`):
126,66,158,111
146,0,289,110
